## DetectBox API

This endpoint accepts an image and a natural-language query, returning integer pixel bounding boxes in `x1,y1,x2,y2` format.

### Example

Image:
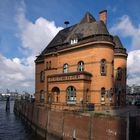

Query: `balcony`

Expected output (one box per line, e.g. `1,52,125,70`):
48,71,92,83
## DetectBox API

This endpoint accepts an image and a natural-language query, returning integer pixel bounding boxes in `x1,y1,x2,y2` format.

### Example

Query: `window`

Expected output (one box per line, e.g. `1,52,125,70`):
46,61,51,70
49,61,51,69
108,88,113,103
46,62,48,69
66,86,76,105
40,90,44,102
63,64,69,73
100,59,106,76
52,87,60,103
48,94,51,104
112,61,114,77
117,67,122,80
40,71,45,82
70,38,78,45
77,61,84,72
101,87,106,105
124,67,127,80
86,89,90,102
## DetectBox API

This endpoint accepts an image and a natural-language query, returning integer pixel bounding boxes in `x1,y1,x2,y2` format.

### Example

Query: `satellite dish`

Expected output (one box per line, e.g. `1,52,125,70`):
64,21,70,27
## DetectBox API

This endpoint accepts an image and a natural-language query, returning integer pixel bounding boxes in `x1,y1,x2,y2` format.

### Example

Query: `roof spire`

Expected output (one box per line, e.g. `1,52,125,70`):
80,12,96,23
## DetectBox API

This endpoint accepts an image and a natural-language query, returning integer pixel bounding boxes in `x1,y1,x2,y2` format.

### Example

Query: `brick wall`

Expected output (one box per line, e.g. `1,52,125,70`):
14,101,129,140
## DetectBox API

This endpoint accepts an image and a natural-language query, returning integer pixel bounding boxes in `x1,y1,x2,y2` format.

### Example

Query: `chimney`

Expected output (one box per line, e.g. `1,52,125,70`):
99,10,107,24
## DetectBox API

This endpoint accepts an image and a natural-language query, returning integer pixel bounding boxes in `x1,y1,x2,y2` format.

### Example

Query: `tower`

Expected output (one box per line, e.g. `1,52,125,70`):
113,36,128,106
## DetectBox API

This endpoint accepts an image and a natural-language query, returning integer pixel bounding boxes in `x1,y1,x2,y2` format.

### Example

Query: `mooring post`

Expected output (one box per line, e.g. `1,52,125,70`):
6,96,10,112
126,111,130,140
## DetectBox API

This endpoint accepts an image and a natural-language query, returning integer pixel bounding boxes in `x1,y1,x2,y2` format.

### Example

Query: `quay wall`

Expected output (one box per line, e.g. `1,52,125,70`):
14,100,131,140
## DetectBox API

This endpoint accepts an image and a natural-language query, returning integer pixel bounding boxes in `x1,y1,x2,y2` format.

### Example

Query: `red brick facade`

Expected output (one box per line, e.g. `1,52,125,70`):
35,11,127,110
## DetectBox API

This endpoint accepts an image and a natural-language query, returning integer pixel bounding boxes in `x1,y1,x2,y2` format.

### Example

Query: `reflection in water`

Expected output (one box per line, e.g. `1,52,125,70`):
0,101,44,140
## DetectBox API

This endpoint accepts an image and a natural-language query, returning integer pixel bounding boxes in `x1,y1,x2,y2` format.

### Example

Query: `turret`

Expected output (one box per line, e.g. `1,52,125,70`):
113,36,128,106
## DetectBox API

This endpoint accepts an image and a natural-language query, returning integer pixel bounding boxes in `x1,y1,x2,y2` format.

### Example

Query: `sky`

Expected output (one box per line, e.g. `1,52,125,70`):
0,0,140,93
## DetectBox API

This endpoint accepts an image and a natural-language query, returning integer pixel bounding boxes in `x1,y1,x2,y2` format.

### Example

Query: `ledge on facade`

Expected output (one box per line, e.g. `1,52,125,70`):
44,68,57,71
48,71,92,77
114,48,127,54
47,71,92,82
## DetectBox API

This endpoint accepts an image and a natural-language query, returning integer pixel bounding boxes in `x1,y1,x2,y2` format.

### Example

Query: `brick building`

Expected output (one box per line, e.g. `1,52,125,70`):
35,10,127,110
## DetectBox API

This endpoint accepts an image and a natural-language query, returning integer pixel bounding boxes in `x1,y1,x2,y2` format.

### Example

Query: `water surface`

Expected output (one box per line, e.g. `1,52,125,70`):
0,101,44,140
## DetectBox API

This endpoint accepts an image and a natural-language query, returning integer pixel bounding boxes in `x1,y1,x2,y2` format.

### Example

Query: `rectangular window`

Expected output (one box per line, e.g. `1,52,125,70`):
49,61,51,69
100,65,107,76
101,88,106,105
46,62,48,69
100,59,107,76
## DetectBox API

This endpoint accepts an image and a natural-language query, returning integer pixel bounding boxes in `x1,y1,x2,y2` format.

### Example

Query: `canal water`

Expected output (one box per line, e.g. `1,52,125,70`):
0,101,45,140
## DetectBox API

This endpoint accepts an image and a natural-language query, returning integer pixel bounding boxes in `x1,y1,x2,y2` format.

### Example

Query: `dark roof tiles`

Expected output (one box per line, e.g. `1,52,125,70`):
113,36,124,48
80,12,96,23
40,13,110,57
36,12,126,62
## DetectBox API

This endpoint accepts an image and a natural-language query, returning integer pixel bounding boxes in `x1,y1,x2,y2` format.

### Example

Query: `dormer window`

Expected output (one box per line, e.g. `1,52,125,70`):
70,38,78,45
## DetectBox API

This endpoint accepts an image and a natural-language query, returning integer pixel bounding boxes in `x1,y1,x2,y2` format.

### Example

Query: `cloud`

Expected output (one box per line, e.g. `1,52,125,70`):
127,50,140,85
110,15,140,49
110,15,140,86
0,54,34,91
16,2,63,55
0,1,63,93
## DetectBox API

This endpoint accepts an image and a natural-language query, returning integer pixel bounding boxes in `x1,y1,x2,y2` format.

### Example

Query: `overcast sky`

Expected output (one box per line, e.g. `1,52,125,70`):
0,0,140,93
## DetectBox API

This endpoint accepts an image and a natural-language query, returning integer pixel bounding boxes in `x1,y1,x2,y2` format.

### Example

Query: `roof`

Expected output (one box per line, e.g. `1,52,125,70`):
113,36,127,54
113,36,124,48
35,12,114,62
80,12,96,23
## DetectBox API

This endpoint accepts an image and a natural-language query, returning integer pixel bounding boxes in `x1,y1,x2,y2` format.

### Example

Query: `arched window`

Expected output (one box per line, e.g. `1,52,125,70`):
112,60,114,77
40,71,45,82
86,89,90,102
66,86,76,105
124,67,127,80
40,90,44,102
100,59,106,76
52,87,60,103
46,62,48,69
109,88,113,103
49,61,51,69
117,67,122,80
77,61,84,72
101,87,106,105
63,64,69,73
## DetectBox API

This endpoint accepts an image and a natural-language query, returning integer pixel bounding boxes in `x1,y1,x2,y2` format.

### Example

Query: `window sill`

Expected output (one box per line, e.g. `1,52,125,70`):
45,68,57,71
101,73,106,76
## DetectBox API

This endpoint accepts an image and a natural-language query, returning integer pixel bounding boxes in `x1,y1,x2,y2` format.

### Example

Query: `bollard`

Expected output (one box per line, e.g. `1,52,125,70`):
6,96,10,112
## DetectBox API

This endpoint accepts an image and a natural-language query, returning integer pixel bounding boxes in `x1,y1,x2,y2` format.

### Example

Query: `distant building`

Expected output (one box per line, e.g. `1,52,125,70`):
35,10,127,110
126,85,140,103
0,90,18,101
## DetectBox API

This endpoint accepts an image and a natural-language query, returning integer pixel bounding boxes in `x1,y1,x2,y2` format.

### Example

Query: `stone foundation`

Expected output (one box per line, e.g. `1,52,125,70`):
14,100,140,140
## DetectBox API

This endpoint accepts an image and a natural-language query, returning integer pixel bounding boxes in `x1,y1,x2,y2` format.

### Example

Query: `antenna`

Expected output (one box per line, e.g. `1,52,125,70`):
64,21,70,28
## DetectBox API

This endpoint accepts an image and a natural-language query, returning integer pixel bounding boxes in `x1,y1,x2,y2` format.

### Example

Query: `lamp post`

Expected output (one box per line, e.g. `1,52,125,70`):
6,96,10,112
